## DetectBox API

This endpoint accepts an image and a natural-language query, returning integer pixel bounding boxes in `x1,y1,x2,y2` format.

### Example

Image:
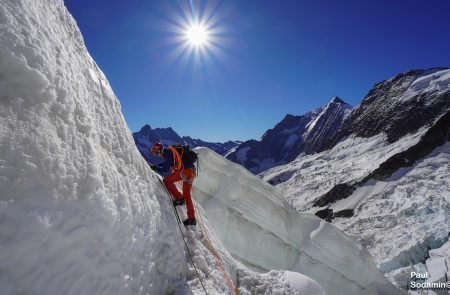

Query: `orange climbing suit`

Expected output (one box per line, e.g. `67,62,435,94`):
163,146,196,219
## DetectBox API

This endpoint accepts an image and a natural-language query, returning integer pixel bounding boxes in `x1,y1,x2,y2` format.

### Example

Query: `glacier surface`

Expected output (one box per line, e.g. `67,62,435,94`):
193,148,400,295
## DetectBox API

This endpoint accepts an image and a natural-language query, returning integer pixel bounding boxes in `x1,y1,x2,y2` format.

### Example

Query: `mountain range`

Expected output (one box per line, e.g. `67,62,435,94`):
261,67,450,290
133,124,240,164
225,96,352,173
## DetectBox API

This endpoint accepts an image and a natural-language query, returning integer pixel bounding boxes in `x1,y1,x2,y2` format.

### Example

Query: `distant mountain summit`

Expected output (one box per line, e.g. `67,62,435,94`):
133,125,240,164
226,97,352,173
323,68,450,150
302,96,352,154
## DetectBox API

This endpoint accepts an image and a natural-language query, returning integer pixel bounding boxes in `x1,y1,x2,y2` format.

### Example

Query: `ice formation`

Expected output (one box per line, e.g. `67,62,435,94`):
193,148,399,295
0,0,326,294
0,0,186,293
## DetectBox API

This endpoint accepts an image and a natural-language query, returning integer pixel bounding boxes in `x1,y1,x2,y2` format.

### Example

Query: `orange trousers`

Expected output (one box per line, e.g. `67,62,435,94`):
163,167,196,219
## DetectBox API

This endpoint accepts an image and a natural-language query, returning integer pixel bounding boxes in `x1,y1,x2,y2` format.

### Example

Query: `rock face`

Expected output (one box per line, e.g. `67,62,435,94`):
226,97,352,174
133,124,240,164
302,96,352,154
314,110,450,213
308,68,450,216
323,68,450,151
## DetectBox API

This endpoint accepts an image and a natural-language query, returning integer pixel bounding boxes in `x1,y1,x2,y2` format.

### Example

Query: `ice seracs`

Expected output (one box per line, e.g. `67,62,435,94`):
194,147,399,295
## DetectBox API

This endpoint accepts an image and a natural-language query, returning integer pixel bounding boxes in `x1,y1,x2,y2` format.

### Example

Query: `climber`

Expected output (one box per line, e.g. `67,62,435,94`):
149,142,197,226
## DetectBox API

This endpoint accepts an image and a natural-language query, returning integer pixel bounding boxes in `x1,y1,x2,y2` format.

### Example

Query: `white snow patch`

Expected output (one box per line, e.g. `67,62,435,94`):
333,141,450,279
283,133,299,149
410,69,450,93
397,69,450,103
235,146,250,163
283,271,326,295
426,239,450,283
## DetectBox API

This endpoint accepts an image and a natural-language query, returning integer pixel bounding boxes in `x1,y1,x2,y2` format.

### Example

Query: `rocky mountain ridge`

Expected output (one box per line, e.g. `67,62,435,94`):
133,124,240,164
226,96,352,173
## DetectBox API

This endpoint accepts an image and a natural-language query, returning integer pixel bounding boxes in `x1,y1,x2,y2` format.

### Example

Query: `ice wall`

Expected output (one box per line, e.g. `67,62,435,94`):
0,1,186,294
193,148,401,295
0,1,329,294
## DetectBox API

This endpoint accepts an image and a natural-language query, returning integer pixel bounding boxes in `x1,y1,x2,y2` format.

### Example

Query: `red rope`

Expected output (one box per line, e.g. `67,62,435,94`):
193,191,239,295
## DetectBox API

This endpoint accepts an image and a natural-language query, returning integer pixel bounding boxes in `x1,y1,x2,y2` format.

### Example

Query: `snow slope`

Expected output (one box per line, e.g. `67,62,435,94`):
193,148,400,295
0,1,325,294
262,128,427,211
332,141,450,287
397,68,450,103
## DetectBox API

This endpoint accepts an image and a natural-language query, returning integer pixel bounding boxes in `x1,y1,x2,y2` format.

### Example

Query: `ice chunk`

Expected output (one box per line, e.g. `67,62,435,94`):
194,147,400,295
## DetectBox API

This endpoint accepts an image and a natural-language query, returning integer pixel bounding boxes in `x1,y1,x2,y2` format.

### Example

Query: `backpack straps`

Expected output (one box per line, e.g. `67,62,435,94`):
168,145,184,172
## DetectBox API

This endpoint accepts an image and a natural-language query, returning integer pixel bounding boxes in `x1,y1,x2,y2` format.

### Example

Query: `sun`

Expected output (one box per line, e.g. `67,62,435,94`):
156,1,232,69
185,24,210,47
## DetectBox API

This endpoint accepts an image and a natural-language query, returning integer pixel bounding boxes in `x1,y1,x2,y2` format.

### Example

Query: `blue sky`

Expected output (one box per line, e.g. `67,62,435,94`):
65,0,450,142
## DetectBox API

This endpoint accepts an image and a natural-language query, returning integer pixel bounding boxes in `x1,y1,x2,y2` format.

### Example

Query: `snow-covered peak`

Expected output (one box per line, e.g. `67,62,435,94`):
401,68,450,102
324,67,450,150
330,96,346,104
226,101,351,174
302,96,352,154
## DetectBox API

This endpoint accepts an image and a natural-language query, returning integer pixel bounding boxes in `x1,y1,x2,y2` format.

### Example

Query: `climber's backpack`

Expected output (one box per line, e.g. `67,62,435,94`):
169,144,198,172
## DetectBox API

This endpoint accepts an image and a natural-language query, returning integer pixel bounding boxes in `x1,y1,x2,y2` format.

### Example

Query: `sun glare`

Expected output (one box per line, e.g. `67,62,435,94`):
158,1,231,69
186,24,209,47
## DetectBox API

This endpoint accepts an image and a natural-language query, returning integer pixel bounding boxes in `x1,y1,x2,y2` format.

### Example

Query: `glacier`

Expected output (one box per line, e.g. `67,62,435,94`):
193,148,400,295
